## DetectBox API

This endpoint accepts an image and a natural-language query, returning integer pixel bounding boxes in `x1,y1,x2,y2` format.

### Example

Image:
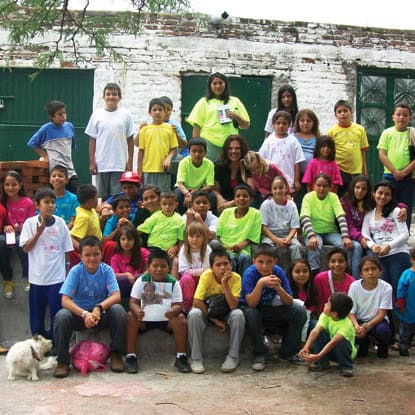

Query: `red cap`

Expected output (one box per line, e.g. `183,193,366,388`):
120,171,141,184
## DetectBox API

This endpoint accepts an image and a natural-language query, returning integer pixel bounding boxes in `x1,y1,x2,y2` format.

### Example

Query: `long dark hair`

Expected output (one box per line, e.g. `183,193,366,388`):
374,181,397,218
1,170,26,206
206,72,231,103
217,134,249,166
277,84,298,123
288,259,317,309
114,224,142,270
341,175,374,213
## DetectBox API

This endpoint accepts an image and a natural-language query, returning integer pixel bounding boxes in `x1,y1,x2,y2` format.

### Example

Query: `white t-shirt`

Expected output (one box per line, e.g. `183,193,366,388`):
258,134,305,188
131,276,182,303
178,245,212,274
20,215,73,285
348,279,393,322
85,107,135,172
260,198,300,236
182,210,219,234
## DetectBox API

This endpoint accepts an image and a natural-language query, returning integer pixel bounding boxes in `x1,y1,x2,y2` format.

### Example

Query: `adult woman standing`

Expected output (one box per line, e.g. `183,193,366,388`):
187,73,250,161
214,135,254,212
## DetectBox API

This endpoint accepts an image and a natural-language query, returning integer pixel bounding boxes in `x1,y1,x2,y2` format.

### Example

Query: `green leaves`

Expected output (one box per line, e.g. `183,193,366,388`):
0,0,190,68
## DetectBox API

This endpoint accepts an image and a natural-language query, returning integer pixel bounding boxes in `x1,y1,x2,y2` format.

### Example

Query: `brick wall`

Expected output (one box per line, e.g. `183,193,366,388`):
1,12,415,132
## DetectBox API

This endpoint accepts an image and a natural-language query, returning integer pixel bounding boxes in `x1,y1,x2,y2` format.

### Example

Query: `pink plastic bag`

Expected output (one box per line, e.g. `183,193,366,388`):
70,340,110,376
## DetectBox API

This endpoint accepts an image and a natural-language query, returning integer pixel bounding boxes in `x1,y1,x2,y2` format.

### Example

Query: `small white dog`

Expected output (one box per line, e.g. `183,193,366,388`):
6,335,55,381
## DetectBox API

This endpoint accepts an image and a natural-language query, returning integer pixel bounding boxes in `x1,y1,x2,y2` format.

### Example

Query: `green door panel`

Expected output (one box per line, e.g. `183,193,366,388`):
181,74,272,151
0,68,94,184
357,68,415,185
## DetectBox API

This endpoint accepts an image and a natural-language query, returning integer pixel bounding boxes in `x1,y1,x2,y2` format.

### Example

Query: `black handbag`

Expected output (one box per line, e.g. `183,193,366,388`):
205,294,230,320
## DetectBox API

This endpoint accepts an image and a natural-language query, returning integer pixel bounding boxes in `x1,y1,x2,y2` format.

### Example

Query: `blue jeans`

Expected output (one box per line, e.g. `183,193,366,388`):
231,252,252,276
304,232,362,278
29,282,63,339
384,174,414,229
243,303,307,358
379,252,411,297
313,330,353,369
399,322,415,347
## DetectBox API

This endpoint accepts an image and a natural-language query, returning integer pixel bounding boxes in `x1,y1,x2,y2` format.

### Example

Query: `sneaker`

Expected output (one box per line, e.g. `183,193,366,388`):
53,362,70,378
377,344,388,359
252,355,266,372
125,355,138,374
24,282,30,292
0,345,8,355
399,345,410,357
190,359,205,374
340,367,354,377
280,354,306,365
221,355,239,373
175,355,191,373
110,352,124,373
309,361,330,372
3,281,15,299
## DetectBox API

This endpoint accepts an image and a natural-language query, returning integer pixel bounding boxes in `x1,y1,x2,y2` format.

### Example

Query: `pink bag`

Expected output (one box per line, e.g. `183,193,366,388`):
70,340,110,376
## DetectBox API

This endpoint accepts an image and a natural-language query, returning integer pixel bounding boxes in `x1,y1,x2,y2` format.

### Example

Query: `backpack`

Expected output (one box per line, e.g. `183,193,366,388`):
70,340,110,376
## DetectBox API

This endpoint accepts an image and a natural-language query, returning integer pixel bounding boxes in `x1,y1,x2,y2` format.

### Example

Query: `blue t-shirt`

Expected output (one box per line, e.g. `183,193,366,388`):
60,262,120,310
55,190,79,224
396,268,415,324
240,264,293,306
105,192,142,217
103,213,135,236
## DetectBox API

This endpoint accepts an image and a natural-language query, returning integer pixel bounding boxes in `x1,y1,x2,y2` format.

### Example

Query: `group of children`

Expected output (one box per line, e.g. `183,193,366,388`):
0,81,414,378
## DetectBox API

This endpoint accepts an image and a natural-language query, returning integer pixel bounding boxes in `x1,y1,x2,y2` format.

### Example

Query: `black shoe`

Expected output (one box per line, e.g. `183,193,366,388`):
377,344,388,359
125,355,138,374
45,346,57,357
399,345,410,357
175,355,191,373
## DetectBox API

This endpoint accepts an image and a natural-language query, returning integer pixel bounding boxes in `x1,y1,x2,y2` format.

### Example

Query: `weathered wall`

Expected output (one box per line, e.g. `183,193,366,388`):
1,12,415,132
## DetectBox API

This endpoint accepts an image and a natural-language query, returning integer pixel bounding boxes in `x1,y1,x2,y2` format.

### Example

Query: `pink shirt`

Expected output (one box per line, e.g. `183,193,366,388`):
313,270,355,314
297,289,316,313
302,158,343,190
252,162,291,195
6,197,36,233
110,248,150,276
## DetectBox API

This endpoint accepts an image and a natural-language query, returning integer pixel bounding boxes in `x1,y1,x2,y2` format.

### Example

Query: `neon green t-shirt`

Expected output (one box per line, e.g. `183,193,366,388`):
300,191,345,234
377,126,411,173
216,207,262,256
318,313,357,359
327,122,368,174
176,156,214,190
137,210,184,250
139,123,178,173
187,96,250,147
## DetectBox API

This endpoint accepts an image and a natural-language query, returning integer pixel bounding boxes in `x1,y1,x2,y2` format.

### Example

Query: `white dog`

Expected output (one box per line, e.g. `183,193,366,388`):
6,335,55,381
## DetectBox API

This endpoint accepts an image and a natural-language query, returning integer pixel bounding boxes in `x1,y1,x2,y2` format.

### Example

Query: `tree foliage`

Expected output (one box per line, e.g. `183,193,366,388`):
0,0,190,68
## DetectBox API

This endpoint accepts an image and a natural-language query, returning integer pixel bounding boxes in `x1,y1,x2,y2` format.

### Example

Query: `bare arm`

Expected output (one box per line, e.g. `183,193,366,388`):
192,125,201,138
137,149,144,177
31,147,48,160
89,138,97,175
126,135,134,171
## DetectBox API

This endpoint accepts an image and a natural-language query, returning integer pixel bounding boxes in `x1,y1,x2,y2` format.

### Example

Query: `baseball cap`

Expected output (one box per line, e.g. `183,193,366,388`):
119,171,141,184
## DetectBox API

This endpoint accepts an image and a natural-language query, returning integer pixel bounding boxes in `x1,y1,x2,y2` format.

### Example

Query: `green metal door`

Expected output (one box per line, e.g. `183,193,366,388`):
181,74,272,151
357,68,415,184
0,68,94,183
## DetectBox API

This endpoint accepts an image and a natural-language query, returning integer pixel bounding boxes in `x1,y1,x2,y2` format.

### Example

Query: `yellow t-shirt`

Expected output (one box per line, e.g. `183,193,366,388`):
70,207,102,240
327,122,369,174
139,123,178,172
194,269,241,301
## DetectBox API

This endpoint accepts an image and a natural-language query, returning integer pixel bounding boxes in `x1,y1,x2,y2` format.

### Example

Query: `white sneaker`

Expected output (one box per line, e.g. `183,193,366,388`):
191,359,205,374
252,355,266,371
221,355,239,373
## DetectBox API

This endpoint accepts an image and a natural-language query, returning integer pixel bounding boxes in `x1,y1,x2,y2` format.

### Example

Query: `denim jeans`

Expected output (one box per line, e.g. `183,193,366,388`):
313,330,353,369
384,174,414,229
379,252,411,297
399,322,415,347
304,232,362,278
243,303,307,358
231,253,252,276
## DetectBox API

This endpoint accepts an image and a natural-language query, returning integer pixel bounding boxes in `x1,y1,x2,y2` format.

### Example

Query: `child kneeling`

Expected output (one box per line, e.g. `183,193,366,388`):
125,248,191,374
299,293,357,377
